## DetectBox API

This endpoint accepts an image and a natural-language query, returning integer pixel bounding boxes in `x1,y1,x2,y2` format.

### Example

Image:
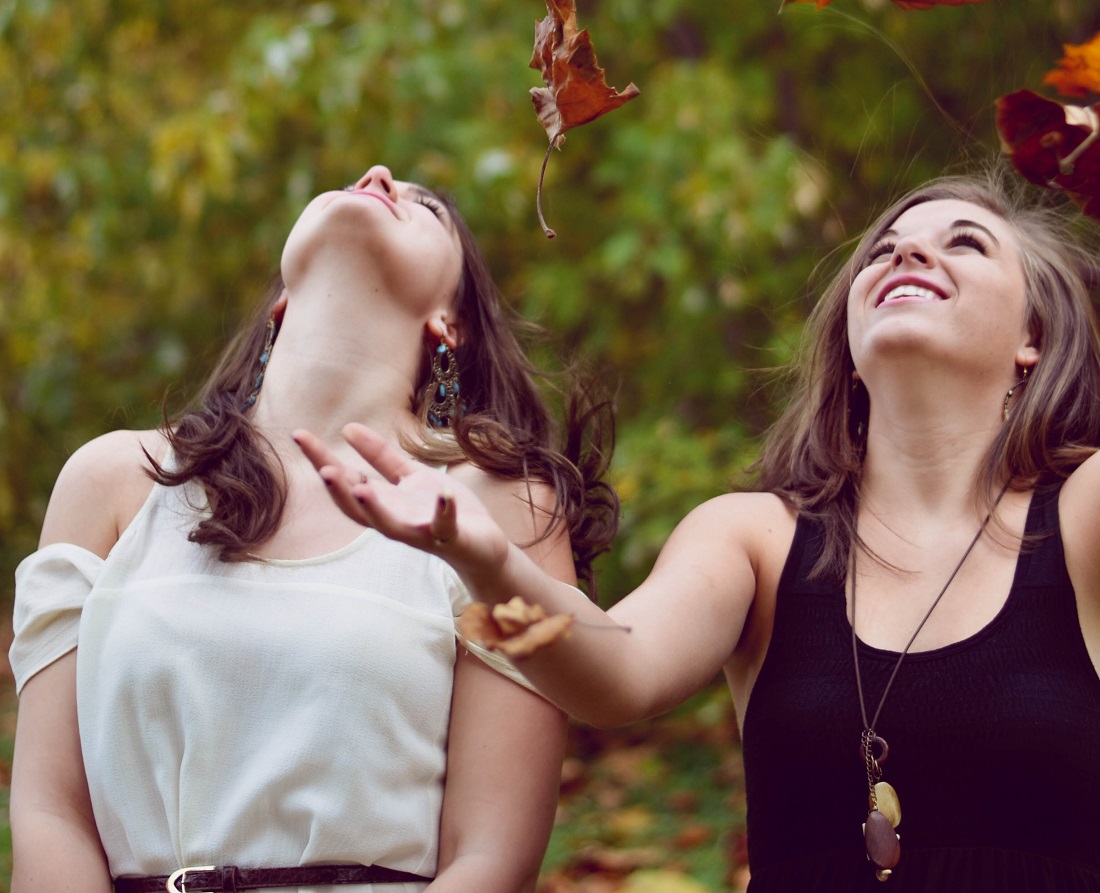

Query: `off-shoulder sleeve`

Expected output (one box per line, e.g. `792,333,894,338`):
10,543,103,694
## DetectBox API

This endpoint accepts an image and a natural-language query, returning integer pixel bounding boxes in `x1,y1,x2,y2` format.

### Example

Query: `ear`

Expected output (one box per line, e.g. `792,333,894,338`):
272,289,289,323
1015,344,1040,370
425,311,462,349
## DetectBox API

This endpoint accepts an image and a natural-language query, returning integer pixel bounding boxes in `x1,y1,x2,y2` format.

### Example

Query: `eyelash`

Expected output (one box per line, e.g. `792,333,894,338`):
415,195,445,220
863,229,988,266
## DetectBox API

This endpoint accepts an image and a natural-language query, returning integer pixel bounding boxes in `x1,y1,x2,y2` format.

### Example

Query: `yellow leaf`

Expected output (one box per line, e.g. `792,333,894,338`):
620,869,713,893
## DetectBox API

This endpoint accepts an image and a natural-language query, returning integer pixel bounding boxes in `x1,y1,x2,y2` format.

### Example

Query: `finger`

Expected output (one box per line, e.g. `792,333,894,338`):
429,490,458,547
318,464,376,527
342,423,416,484
293,429,341,473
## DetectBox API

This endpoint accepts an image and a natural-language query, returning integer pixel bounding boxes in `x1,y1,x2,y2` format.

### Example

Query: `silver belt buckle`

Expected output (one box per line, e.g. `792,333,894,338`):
166,865,215,893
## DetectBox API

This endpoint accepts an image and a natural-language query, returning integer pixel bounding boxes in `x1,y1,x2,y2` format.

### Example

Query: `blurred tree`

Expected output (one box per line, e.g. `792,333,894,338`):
2,0,1098,611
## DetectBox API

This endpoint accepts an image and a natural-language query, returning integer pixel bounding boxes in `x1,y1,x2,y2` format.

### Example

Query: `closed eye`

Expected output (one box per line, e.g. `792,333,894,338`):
947,229,988,254
415,194,445,219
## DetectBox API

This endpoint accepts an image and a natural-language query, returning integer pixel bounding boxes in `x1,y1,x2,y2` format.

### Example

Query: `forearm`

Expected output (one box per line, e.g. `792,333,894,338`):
455,541,653,726
11,814,111,893
427,853,539,893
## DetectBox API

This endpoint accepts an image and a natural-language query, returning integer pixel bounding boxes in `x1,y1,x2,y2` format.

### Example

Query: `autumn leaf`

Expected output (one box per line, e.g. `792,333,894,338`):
781,0,986,8
529,0,639,237
1043,31,1100,98
457,597,574,659
995,89,1100,219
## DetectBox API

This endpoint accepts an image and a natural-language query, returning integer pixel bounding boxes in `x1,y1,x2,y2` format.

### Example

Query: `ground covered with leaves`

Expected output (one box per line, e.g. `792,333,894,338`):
540,683,749,893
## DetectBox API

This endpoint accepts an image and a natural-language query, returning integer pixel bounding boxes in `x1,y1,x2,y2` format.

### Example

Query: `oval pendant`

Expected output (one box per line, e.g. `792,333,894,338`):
873,781,902,828
863,809,901,869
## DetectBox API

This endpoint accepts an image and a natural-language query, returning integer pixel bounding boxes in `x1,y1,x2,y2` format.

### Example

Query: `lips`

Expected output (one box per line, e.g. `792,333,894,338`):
352,189,398,216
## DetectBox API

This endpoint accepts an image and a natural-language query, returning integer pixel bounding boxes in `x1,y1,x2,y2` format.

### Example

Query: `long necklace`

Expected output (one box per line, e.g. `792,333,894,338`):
850,488,1006,882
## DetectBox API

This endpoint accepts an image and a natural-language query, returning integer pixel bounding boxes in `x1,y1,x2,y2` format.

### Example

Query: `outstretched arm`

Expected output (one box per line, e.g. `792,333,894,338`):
294,424,763,727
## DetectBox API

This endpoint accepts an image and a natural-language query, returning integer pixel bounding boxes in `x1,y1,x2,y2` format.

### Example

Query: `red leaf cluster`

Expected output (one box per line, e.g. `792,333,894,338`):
783,0,986,9
996,89,1100,219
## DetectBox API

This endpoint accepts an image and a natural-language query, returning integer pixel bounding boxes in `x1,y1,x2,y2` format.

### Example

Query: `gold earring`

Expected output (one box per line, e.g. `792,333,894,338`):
1002,365,1031,421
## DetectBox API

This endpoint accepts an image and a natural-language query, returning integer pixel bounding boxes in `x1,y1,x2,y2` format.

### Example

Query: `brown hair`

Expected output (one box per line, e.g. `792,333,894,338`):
148,191,619,596
752,168,1100,581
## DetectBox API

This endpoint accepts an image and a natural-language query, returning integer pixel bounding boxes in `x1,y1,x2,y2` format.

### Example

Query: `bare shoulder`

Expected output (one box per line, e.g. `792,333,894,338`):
447,463,576,583
664,490,797,566
1060,451,1100,595
39,429,168,556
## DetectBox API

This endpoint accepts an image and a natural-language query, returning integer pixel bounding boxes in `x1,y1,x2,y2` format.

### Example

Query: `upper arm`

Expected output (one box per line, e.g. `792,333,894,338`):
601,492,784,719
435,652,566,893
433,470,572,891
10,653,111,893
1060,455,1100,653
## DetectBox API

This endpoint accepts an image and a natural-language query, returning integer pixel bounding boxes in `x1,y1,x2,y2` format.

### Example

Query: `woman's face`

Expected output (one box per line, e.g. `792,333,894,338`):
281,165,464,314
847,198,1035,383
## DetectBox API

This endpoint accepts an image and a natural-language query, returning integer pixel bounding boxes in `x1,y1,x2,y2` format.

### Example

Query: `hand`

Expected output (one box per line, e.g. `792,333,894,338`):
292,424,510,579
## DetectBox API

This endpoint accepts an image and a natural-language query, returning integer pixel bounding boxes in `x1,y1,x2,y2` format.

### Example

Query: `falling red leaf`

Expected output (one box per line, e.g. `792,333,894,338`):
1043,31,1100,98
528,0,639,237
782,0,986,8
995,89,1100,219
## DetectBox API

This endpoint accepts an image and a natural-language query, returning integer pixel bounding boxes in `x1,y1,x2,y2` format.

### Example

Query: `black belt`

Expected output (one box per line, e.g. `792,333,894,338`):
113,863,433,893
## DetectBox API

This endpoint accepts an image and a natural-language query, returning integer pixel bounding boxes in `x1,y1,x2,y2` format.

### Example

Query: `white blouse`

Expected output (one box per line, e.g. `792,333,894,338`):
11,473,529,891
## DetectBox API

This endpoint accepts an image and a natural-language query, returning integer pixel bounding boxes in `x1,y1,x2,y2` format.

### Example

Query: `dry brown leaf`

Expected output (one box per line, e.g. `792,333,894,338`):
1043,31,1100,98
528,0,639,237
456,596,574,659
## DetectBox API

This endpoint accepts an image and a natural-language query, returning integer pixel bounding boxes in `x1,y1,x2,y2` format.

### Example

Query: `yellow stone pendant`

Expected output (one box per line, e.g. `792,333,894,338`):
873,781,902,828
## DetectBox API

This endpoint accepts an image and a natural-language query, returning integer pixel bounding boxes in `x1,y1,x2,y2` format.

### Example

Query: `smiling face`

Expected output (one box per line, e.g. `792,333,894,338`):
281,165,464,318
847,199,1037,385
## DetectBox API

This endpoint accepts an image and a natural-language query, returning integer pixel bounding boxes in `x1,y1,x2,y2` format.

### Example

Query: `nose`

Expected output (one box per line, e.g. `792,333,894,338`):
354,165,397,199
891,235,932,268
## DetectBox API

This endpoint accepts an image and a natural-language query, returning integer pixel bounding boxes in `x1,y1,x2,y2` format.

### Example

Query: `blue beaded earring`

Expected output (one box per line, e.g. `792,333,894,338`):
427,340,462,428
242,315,277,411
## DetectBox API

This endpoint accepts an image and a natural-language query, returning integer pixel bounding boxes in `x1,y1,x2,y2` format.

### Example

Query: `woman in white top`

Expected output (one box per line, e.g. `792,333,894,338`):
9,164,618,893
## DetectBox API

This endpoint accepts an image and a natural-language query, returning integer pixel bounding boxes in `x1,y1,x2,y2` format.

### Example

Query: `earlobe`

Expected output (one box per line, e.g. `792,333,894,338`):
426,311,462,349
1016,344,1040,369
273,289,289,322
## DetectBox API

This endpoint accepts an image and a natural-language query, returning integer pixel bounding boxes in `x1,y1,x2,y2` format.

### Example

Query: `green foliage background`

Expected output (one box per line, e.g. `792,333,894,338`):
3,2,1099,620
3,0,1100,889
2,0,1100,888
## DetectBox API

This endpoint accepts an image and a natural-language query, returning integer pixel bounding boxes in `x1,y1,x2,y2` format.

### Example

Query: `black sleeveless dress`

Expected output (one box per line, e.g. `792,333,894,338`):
741,486,1100,892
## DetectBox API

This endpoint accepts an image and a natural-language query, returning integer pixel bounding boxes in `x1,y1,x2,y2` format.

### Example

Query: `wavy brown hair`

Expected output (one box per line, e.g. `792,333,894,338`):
752,168,1100,581
147,190,619,597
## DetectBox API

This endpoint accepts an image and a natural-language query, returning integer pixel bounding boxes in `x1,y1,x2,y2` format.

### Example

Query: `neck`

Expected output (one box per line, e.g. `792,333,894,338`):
858,360,1008,523
248,280,429,459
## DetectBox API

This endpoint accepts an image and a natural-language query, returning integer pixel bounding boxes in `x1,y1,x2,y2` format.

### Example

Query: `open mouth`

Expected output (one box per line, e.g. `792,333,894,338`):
876,284,944,307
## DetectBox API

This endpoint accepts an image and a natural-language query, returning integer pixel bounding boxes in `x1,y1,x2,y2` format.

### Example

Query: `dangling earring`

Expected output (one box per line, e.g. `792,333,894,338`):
849,376,867,442
1002,365,1031,422
427,340,462,428
242,315,278,411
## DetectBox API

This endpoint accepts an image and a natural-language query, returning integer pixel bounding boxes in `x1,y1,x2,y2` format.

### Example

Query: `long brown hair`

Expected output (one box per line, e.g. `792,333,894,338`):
752,168,1100,581
148,191,618,596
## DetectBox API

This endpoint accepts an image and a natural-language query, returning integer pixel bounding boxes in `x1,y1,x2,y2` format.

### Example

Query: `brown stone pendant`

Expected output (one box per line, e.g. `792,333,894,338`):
863,808,901,879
